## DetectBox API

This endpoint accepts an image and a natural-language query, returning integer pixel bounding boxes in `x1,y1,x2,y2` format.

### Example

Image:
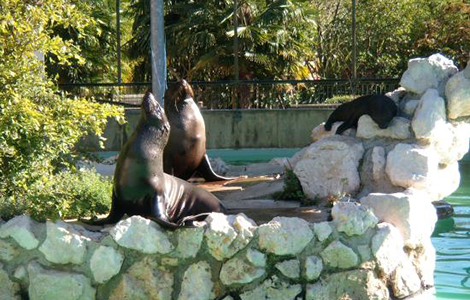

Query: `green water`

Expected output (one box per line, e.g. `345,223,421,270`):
433,161,470,299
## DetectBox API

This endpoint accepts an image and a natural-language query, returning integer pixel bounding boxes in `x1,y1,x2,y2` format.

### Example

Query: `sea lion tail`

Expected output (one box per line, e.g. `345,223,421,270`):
196,154,236,182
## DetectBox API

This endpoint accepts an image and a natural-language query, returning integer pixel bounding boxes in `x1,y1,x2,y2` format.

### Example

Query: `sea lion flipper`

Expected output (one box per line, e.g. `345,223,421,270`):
196,154,235,182
83,193,125,226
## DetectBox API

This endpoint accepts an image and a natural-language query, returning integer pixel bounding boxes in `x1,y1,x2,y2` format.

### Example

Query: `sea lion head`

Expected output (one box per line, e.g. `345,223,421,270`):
141,91,170,140
164,79,195,111
371,97,398,129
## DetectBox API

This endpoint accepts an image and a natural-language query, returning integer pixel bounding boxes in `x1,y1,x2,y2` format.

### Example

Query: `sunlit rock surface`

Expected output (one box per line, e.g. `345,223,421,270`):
320,240,358,269
178,261,214,300
240,275,302,300
275,259,300,279
313,221,332,242
411,89,446,141
220,257,265,285
89,246,123,284
371,223,405,275
0,262,20,300
304,255,323,281
0,215,39,250
446,61,470,119
332,202,378,236
357,115,412,140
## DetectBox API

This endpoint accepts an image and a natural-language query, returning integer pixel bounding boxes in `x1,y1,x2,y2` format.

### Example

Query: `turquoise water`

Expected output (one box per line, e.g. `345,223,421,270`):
433,161,470,299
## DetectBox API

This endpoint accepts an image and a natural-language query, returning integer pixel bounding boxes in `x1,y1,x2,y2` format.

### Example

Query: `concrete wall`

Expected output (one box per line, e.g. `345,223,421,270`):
79,108,334,151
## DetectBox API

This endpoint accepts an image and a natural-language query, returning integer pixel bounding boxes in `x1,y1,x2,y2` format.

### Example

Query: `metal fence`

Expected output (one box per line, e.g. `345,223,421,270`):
58,78,399,109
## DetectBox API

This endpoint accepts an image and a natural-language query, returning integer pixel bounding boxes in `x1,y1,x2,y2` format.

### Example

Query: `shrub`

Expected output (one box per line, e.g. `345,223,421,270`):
324,95,358,104
273,168,313,205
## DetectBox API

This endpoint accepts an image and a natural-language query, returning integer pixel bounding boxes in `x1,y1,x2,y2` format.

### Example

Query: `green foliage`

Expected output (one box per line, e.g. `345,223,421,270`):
324,95,357,104
273,168,313,205
0,169,112,221
0,0,123,220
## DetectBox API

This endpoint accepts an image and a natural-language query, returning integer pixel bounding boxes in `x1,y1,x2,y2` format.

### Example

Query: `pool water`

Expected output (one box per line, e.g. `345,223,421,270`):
433,161,470,299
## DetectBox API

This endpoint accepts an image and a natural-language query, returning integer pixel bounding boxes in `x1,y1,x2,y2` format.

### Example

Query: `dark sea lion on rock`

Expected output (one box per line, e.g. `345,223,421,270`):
163,79,234,182
324,94,398,135
90,92,226,229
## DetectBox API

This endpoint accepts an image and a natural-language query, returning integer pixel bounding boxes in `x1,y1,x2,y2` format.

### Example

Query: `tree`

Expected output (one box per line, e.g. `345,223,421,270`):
0,0,123,219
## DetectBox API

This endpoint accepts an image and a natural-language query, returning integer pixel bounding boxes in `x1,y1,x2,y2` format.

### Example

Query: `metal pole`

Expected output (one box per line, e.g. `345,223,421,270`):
116,0,122,83
150,0,166,105
232,0,239,109
352,0,357,95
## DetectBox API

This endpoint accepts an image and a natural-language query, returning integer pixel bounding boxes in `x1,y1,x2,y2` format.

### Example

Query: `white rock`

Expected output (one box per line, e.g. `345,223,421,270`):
313,222,332,242
320,241,358,269
175,227,204,258
403,100,420,116
0,215,39,250
446,62,470,119
427,162,460,201
13,266,27,282
360,191,437,248
431,122,470,165
220,257,265,285
410,238,436,287
331,202,378,236
400,54,458,95
357,115,412,140
246,249,267,267
371,223,405,275
0,240,18,261
258,217,313,255
306,269,389,300
294,136,364,199
391,259,422,298
386,87,407,103
204,213,257,261
310,122,355,142
38,221,90,264
178,261,214,300
304,255,323,281
109,257,173,300
240,275,302,300
275,259,300,279
372,146,386,181
412,89,447,141
27,261,95,300
0,262,20,300
109,216,173,254
386,143,439,189
271,146,309,170
89,246,123,283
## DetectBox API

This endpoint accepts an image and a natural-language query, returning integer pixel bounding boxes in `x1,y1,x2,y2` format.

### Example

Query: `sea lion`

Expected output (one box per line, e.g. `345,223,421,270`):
325,94,398,135
90,92,226,228
163,79,233,182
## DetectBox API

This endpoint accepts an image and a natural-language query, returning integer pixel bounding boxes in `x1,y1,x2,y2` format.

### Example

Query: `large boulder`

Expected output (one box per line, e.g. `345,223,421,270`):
386,143,439,190
357,116,412,140
446,61,470,120
294,136,364,199
399,53,458,95
429,122,470,165
411,89,446,141
371,223,405,275
310,122,356,142
360,191,437,248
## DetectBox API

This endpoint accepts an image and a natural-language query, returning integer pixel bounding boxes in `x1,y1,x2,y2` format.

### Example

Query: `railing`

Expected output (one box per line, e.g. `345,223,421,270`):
58,78,399,109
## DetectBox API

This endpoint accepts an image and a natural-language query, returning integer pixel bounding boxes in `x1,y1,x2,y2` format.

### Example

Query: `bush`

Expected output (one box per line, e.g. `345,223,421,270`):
273,168,313,205
324,95,358,104
0,169,112,221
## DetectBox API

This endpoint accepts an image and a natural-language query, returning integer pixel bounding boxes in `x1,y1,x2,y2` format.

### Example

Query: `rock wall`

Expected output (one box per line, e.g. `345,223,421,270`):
1,54,468,300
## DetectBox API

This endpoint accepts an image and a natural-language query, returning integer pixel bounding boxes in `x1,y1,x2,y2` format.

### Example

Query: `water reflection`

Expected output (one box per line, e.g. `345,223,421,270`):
432,161,470,299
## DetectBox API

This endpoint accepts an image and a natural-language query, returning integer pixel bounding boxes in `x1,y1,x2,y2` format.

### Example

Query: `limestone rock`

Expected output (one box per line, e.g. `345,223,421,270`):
178,261,214,300
446,61,470,119
38,221,90,265
175,227,204,259
294,136,364,199
27,261,95,300
109,216,173,254
331,202,378,236
310,122,355,142
430,122,470,165
306,269,389,300
410,239,436,287
428,162,460,201
391,259,422,298
240,275,302,300
313,222,332,242
320,241,358,269
400,54,458,95
304,255,323,281
109,257,173,300
403,100,420,117
372,146,386,181
275,259,300,279
204,213,257,260
386,143,439,190
220,257,265,285
90,246,123,283
386,87,407,103
0,262,20,300
371,223,405,275
357,115,412,140
360,191,437,247
0,240,18,261
0,215,39,250
246,249,267,267
258,217,313,255
411,89,446,141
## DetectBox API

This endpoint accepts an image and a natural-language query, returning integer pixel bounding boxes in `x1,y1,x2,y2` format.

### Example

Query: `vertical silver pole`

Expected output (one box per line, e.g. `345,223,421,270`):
150,0,166,105
116,0,122,83
352,0,357,95
232,0,239,109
